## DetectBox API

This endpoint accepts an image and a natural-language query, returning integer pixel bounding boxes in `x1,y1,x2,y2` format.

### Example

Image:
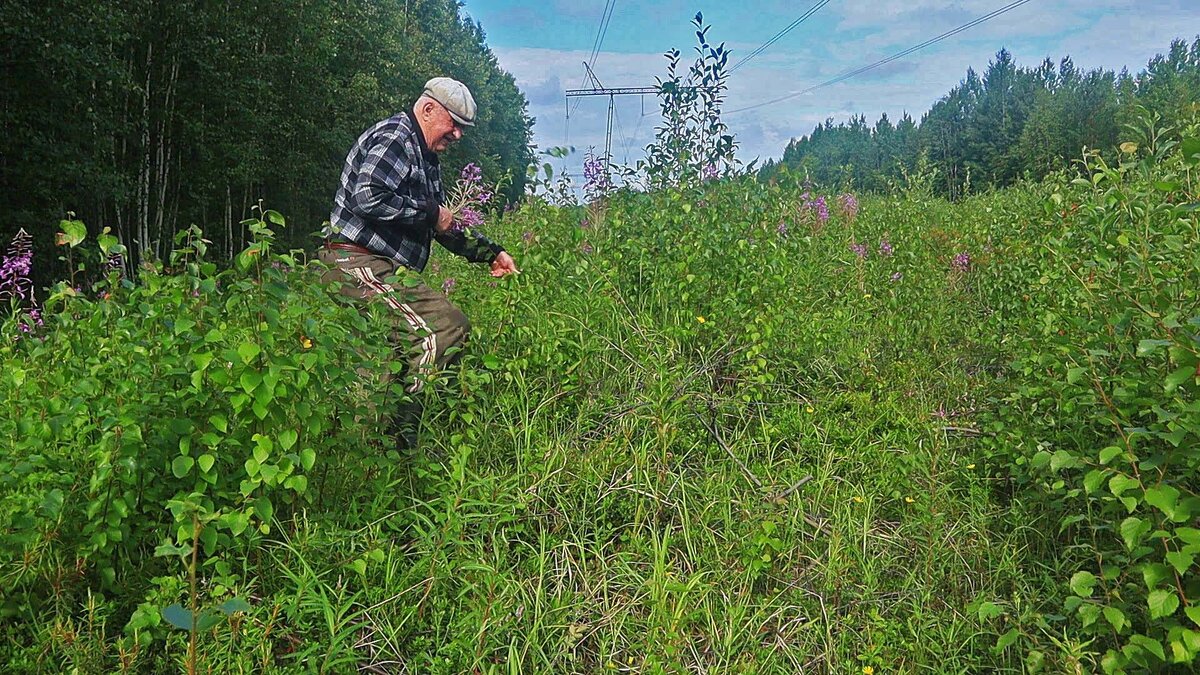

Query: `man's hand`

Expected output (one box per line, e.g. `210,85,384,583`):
435,206,454,234
490,251,519,277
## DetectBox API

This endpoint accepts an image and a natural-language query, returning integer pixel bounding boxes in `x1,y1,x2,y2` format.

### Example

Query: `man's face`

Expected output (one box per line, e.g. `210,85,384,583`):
423,100,464,153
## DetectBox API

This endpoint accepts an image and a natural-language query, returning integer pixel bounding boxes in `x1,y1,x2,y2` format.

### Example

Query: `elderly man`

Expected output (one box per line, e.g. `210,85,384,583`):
320,76,518,444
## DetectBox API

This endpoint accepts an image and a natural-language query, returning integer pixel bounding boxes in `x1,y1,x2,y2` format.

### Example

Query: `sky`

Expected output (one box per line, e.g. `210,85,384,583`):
457,0,1200,181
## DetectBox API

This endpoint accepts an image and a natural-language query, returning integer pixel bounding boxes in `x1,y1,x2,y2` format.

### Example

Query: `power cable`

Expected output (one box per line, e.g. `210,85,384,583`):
587,0,617,71
726,0,1036,115
728,0,834,74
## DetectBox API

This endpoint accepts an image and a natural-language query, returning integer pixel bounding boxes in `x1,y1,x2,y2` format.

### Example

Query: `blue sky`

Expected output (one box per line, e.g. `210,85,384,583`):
458,0,1200,181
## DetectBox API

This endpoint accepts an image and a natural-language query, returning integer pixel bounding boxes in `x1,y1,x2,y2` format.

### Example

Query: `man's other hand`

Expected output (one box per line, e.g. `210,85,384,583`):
490,251,519,277
436,206,454,233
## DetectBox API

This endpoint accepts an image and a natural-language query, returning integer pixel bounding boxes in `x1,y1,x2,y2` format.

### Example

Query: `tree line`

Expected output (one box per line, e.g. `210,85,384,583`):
759,37,1200,198
0,0,534,285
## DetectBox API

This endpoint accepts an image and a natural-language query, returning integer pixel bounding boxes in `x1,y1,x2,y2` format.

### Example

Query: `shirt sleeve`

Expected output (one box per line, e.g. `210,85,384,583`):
347,132,439,232
435,227,504,264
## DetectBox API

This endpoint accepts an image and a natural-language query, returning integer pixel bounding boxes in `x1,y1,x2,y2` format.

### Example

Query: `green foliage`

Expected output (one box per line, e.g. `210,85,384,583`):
975,119,1200,671
765,37,1200,199
0,210,393,670
640,12,736,189
5,114,1198,673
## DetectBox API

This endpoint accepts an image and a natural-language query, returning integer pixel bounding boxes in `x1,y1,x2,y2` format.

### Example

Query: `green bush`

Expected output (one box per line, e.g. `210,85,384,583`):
0,211,394,662
978,123,1200,670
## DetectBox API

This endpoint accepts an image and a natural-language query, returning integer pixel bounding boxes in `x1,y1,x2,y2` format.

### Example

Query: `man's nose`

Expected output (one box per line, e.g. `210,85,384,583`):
451,126,463,141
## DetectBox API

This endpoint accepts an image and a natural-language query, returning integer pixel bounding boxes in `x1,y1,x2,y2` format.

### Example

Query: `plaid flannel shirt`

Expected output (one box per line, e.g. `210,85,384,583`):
326,112,503,272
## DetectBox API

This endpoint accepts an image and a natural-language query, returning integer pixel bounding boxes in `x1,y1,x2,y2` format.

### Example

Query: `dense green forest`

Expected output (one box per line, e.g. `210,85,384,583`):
760,37,1200,198
0,0,534,286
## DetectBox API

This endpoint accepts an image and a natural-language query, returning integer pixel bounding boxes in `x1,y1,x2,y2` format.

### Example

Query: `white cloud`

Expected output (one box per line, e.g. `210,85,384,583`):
488,1,1200,178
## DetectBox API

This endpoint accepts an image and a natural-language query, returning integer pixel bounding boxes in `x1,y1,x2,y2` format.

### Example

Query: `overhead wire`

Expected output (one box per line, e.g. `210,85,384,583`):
726,0,1037,115
569,0,617,120
728,0,834,74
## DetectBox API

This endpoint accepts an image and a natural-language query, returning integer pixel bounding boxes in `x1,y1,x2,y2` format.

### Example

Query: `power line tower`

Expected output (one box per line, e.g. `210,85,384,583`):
565,62,657,166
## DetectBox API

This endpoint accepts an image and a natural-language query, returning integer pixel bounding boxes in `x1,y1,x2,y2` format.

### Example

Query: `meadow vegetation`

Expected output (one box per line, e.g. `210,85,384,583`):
3,9,1200,673
2,114,1197,672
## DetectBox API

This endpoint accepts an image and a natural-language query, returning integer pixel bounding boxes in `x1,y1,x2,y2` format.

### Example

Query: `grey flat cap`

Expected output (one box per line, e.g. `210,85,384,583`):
423,77,476,127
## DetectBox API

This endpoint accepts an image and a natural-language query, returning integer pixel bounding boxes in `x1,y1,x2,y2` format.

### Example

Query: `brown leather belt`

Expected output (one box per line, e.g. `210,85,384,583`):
323,241,374,255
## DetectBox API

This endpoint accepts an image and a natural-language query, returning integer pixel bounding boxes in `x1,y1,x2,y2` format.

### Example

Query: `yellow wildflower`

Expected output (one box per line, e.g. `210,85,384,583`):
806,406,815,413
852,496,864,504
905,496,914,504
696,316,706,323
863,667,875,675
300,336,313,349
966,463,976,470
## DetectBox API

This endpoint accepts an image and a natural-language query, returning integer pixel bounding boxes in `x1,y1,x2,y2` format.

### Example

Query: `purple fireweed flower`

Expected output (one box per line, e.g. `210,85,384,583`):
441,277,456,295
850,242,868,258
799,194,830,225
952,251,971,273
838,193,859,220
580,242,594,255
879,239,893,256
891,271,903,282
0,228,34,303
461,163,483,184
477,190,493,204
583,149,611,200
776,221,789,236
702,163,719,181
455,206,484,232
814,196,829,223
579,218,590,230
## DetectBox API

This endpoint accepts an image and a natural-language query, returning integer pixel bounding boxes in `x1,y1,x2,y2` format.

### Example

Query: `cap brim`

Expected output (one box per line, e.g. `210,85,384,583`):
449,111,475,127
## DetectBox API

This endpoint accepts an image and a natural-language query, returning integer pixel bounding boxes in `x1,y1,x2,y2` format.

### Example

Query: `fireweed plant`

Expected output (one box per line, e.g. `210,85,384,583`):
444,162,495,233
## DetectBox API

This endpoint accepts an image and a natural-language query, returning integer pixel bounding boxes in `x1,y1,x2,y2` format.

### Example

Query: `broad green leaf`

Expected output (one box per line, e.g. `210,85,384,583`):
1182,136,1200,165
300,448,316,472
1121,517,1150,551
238,342,261,364
57,219,86,247
1186,605,1200,628
192,352,214,371
1099,446,1123,464
1104,606,1127,633
1128,634,1165,661
219,598,252,615
279,429,298,451
1137,339,1171,357
209,414,228,433
1143,563,1172,590
1070,571,1097,597
162,603,194,631
254,497,273,524
284,475,308,493
1109,474,1140,497
1166,550,1194,576
198,454,215,473
993,628,1019,653
171,456,194,478
1148,589,1180,619
1050,450,1083,472
195,611,223,632
1165,366,1195,392
1145,485,1181,520
240,370,262,394
1067,367,1087,384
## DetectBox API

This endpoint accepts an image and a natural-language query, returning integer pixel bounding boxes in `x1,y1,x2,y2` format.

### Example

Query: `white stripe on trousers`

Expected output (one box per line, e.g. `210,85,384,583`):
347,266,438,394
